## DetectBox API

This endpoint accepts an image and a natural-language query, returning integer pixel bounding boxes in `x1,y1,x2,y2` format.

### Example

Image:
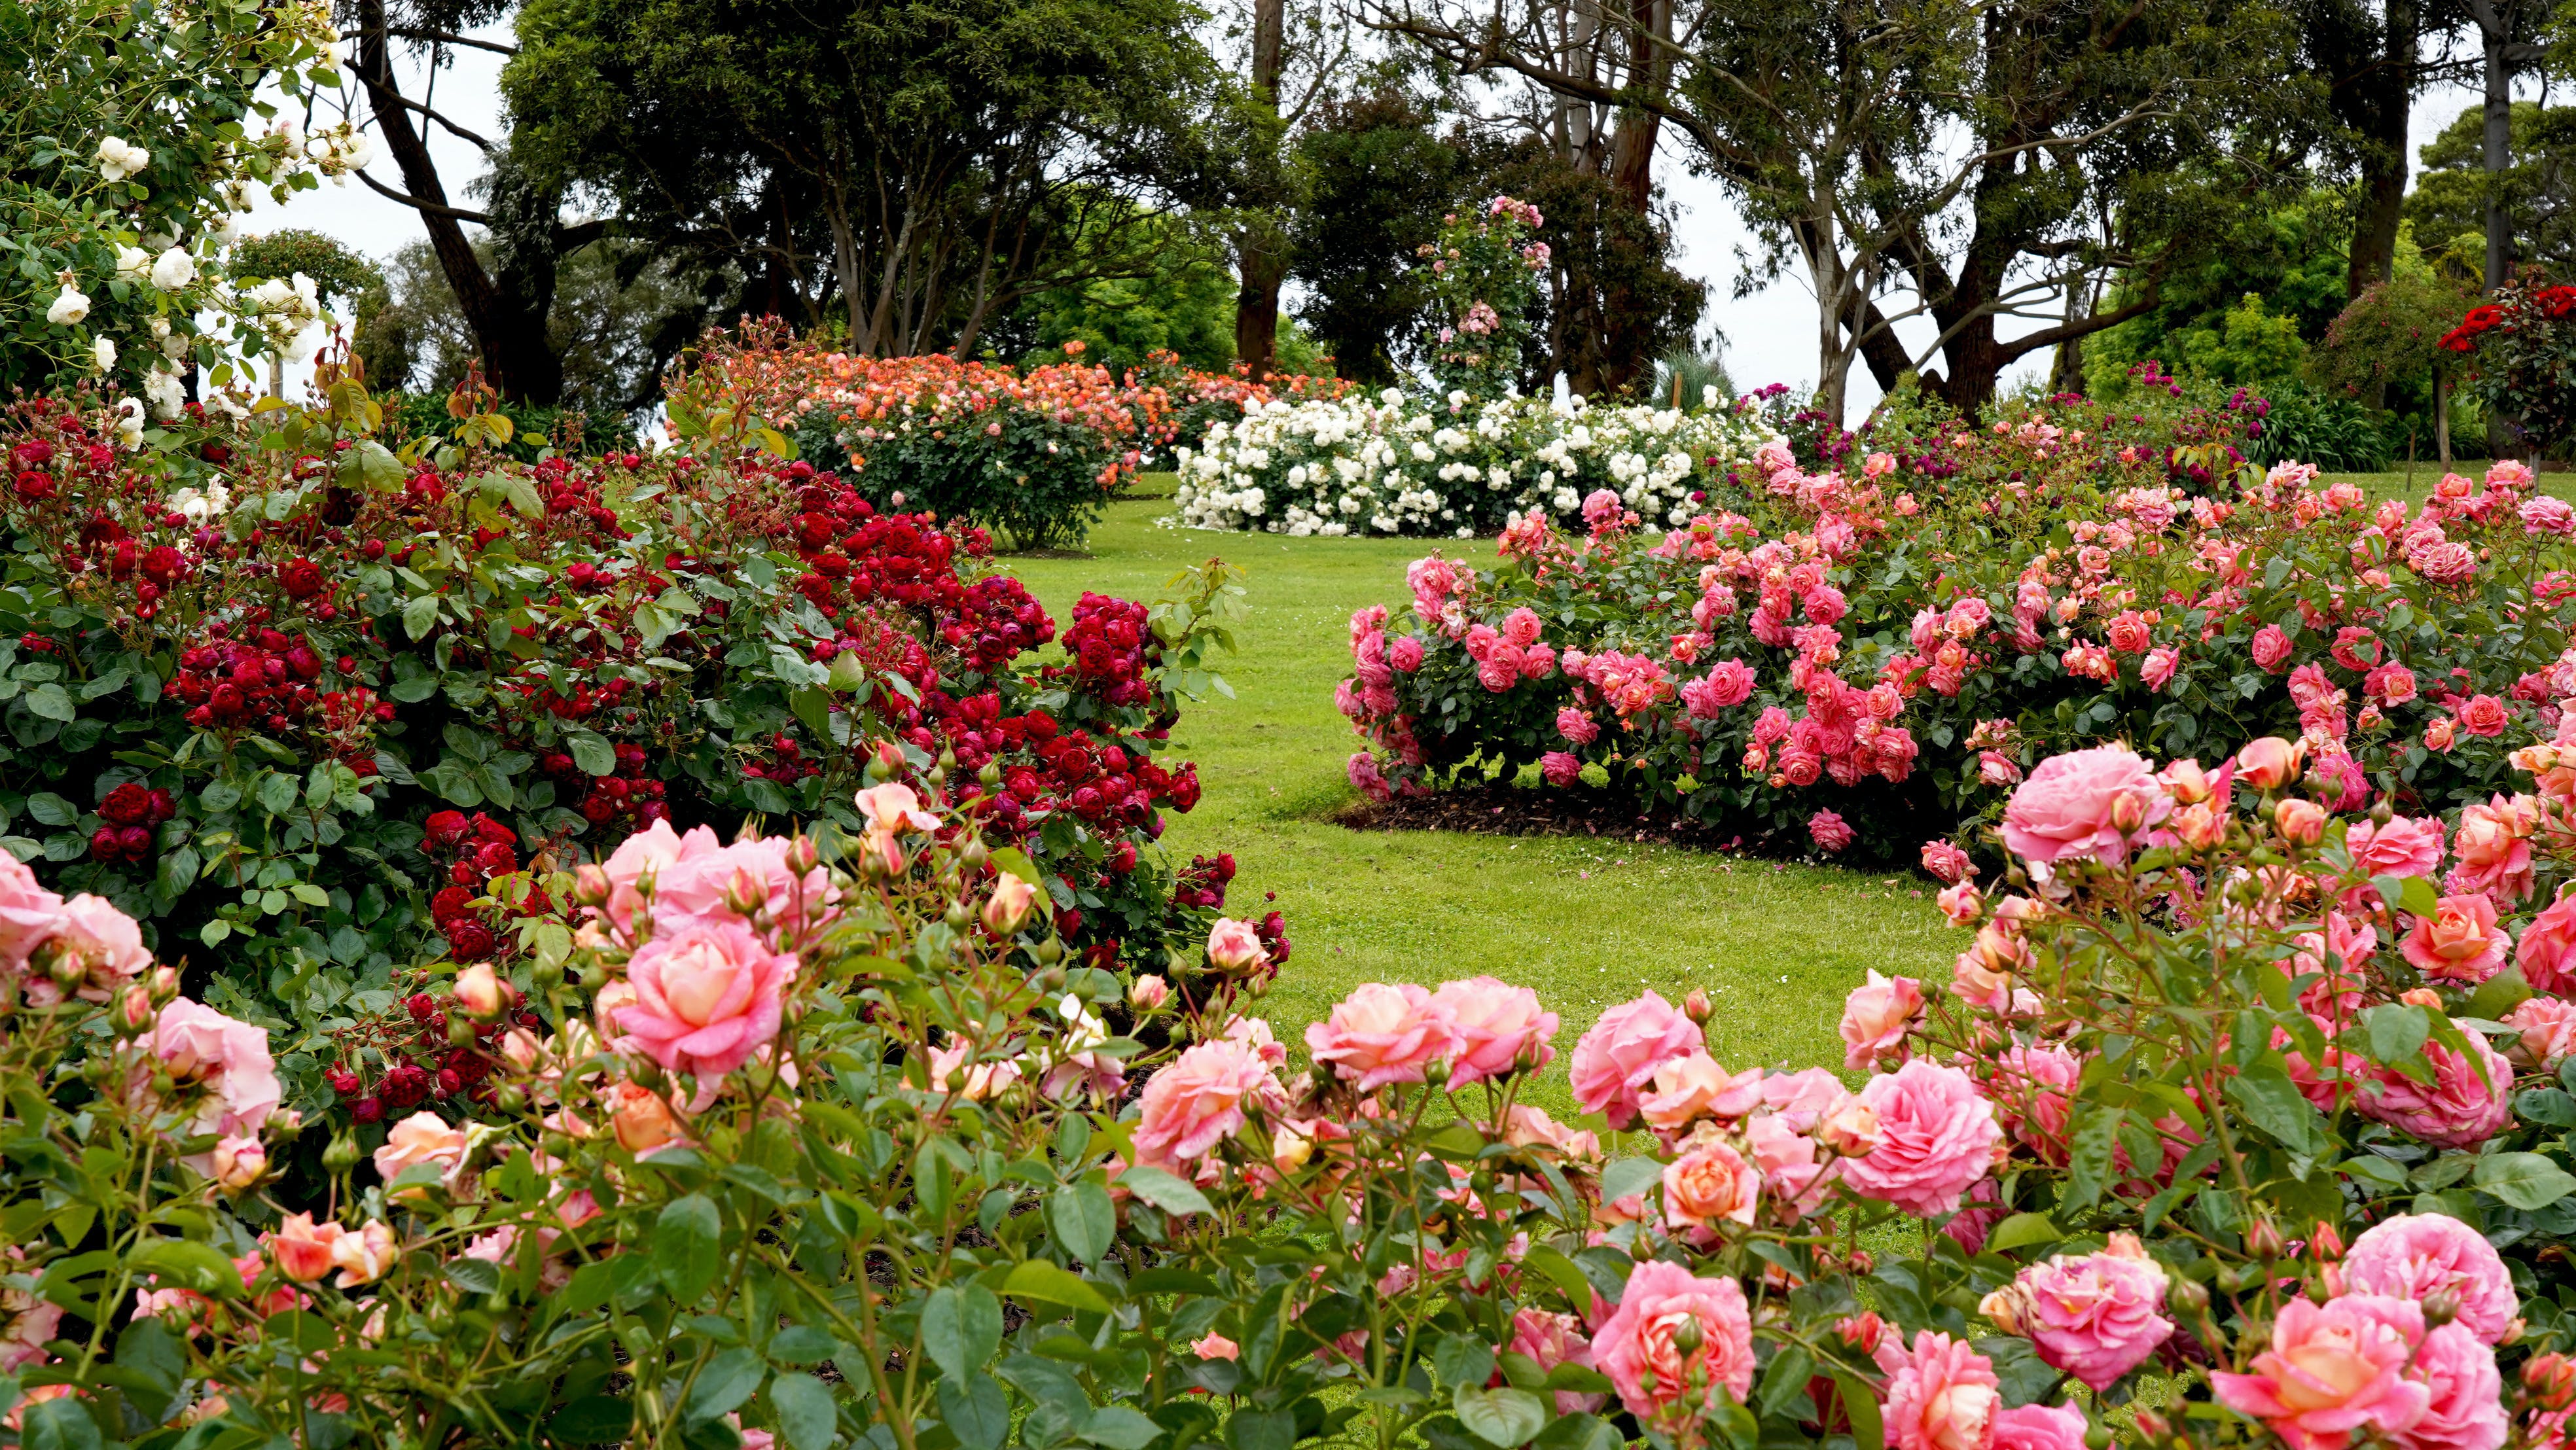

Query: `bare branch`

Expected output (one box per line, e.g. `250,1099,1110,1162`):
388,26,518,56
355,167,491,224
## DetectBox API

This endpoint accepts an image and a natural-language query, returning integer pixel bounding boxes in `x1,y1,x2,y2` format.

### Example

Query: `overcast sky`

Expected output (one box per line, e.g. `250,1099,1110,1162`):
259,26,2497,416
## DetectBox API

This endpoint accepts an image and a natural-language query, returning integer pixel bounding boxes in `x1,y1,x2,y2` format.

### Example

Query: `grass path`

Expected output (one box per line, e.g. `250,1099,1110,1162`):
998,487,1956,1103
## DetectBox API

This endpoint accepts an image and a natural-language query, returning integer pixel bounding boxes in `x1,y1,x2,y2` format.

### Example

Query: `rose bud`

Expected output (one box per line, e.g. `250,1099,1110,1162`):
2247,1216,2287,1259
268,1213,345,1283
2524,1352,2576,1411
2158,757,2217,804
982,873,1038,936
1127,974,1170,1012
454,963,513,1021
571,864,611,907
2234,735,2306,790
1206,917,1266,974
1684,988,1714,1024
1272,1122,1312,1174
2310,1220,2345,1262
607,1080,686,1156
211,1135,267,1191
113,983,155,1037
147,964,180,1004
2425,1288,2463,1328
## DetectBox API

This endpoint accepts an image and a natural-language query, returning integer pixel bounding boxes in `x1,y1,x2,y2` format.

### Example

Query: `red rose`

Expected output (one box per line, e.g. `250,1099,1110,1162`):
279,557,324,599
98,782,154,826
423,809,471,851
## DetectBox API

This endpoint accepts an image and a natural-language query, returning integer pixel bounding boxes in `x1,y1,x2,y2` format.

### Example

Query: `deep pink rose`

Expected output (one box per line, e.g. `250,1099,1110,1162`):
1810,809,1855,853
1992,1405,2088,1450
2342,1214,2517,1346
2520,893,2576,995
1591,1260,1754,1419
1390,635,1425,672
2360,1031,2514,1150
1839,970,1923,1069
2253,624,2295,671
2141,646,2180,691
2213,1295,2431,1450
2460,694,2509,737
1429,976,1558,1085
1541,751,1583,787
2401,894,2511,984
1305,983,1463,1090
1882,1331,2000,1450
1841,1060,2003,1216
1568,991,1702,1129
2445,798,2533,902
2396,1323,2505,1450
2348,816,2445,879
1980,1233,2172,1390
1920,841,1975,884
613,918,796,1081
2000,745,2169,865
1131,1037,1278,1168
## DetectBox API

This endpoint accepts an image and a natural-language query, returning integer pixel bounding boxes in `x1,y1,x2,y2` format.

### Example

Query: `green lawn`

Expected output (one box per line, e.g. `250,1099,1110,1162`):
999,482,1958,1107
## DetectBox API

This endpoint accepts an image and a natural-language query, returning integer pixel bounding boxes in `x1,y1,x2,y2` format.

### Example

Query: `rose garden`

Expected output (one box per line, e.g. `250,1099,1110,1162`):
31,3,2576,1447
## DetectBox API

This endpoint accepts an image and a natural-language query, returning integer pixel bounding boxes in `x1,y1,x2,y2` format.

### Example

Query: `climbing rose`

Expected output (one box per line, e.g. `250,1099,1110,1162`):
1305,982,1463,1090
1978,1233,2173,1390
612,919,796,1082
2000,745,2168,864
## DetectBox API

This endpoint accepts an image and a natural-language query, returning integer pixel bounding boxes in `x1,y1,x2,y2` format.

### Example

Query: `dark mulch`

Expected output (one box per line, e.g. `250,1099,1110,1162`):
1334,783,1777,853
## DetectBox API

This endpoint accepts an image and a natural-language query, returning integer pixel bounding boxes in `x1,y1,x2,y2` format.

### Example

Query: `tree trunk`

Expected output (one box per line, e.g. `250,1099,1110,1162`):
352,0,562,404
1233,0,1289,382
2484,22,2513,292
2346,0,2415,308
1605,0,1670,216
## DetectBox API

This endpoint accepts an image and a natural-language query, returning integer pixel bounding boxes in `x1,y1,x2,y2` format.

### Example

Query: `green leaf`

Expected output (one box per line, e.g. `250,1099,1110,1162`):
1757,1346,1814,1417
129,1237,244,1297
403,593,442,641
654,1194,723,1303
1048,1180,1115,1265
503,474,545,518
1113,1163,1211,1216
1226,1409,1295,1450
548,1396,635,1444
2518,1088,2576,1127
771,1371,838,1450
567,730,617,777
2475,1152,2576,1211
1080,1407,1163,1450
920,1284,1004,1379
23,792,75,826
1452,1387,1548,1448
258,771,300,815
444,1257,502,1295
790,686,832,741
1001,1260,1113,1314
1833,1374,1883,1450
2224,1063,2326,1154
20,1397,100,1450
685,1347,765,1423
1598,1156,1662,1205
2364,1004,2430,1065
937,1372,1009,1450
1984,1212,2064,1254
22,682,72,722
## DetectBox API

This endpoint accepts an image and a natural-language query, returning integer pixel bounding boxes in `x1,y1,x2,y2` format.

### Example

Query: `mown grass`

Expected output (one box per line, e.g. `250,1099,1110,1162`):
999,480,1957,1111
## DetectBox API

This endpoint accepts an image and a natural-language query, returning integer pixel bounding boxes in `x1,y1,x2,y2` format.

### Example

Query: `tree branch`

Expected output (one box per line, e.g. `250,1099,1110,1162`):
388,27,518,55
355,168,491,224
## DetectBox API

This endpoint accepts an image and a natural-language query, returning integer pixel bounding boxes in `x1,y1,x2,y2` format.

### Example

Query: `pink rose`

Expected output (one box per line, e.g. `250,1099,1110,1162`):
2236,735,2308,790
1306,983,1464,1090
1992,1404,2088,1450
1841,1060,2003,1216
1208,918,1268,973
2342,1214,2518,1346
143,998,281,1141
1509,1310,1605,1414
1591,1260,1755,1419
1541,751,1583,787
1557,707,1599,745
2397,1323,2505,1450
2508,995,2576,1070
2400,894,2511,984
27,893,152,1004
1999,745,2169,864
1131,1037,1278,1168
2348,816,2445,879
2460,694,2509,737
1881,1331,2001,1450
1690,660,1756,713
1920,841,1974,884
2212,1295,2431,1450
2141,646,2180,690
1568,991,1702,1130
1979,1233,2172,1390
1840,970,1923,1069
599,821,834,932
1429,976,1558,1085
2446,798,2534,902
2520,893,2576,995
2253,624,2295,671
1990,1042,2081,1164
2360,1031,2514,1149
1192,1332,1240,1361
613,919,796,1081
0,850,65,965
1390,635,1425,672
1810,809,1855,853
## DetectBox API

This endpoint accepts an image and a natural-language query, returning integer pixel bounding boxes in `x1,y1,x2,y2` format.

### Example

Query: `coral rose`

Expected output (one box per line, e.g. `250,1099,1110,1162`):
1999,744,2168,865
268,1213,345,1284
2400,894,2511,984
1662,1141,1761,1229
1568,990,1702,1130
1841,1060,2002,1216
2518,891,2576,995
1638,1052,1764,1131
1882,1331,2001,1450
1305,982,1463,1090
1591,1260,1755,1417
2212,1294,2431,1450
372,1110,469,1192
2347,816,2444,879
1978,1233,2172,1390
1429,976,1558,1086
2359,1031,2514,1150
2508,996,2576,1071
2341,1214,2517,1346
613,918,796,1082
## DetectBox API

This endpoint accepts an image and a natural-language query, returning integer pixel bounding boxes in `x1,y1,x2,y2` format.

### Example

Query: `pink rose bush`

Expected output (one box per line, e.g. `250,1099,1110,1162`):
1339,444,2569,857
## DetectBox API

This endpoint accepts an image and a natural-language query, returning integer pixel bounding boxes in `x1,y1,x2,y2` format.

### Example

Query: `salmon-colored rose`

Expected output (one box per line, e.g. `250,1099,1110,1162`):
1662,1142,1761,1229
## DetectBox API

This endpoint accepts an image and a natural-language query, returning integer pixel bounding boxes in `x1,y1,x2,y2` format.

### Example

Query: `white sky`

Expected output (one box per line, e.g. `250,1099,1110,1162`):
255,23,2495,418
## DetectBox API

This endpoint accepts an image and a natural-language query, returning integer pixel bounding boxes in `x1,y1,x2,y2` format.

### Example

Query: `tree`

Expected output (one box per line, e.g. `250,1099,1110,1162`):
1486,144,1702,398
1371,0,2325,422
504,0,1209,361
998,219,1240,375
2407,101,2576,279
1289,89,1481,386
2084,194,2358,376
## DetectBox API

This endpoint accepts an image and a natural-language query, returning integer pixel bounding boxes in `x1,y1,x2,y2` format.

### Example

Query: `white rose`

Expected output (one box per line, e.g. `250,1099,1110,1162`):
92,336,115,370
115,245,151,281
149,247,196,291
114,398,143,448
141,368,184,419
95,136,149,181
46,285,90,325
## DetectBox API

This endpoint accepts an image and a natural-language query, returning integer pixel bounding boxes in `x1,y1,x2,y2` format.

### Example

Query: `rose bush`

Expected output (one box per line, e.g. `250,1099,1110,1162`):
0,372,1256,1123
1340,442,2571,858
2438,277,2576,457
21,730,2576,1450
